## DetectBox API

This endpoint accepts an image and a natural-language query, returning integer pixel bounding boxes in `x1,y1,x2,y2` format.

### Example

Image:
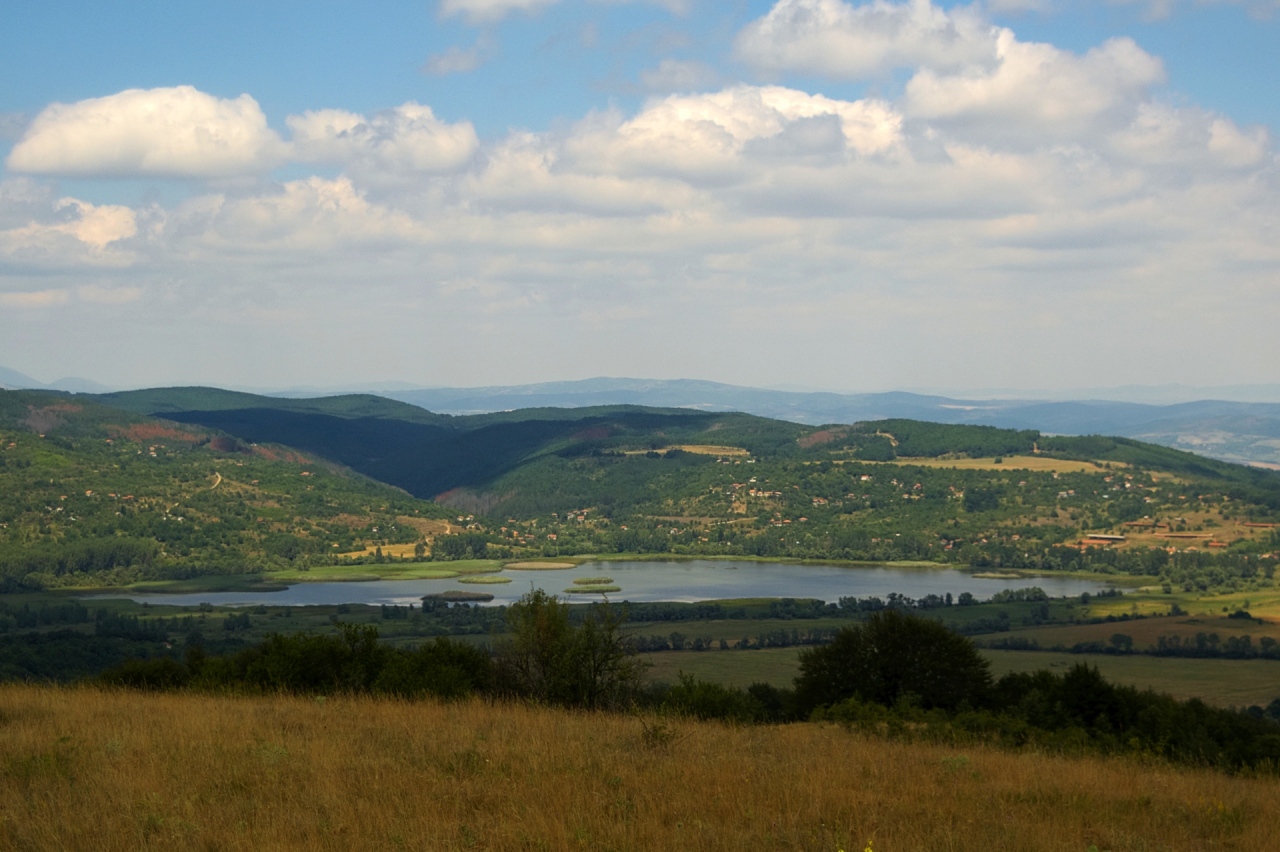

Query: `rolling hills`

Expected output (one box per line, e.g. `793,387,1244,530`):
3,384,1279,594
378,378,1280,468
9,369,1280,465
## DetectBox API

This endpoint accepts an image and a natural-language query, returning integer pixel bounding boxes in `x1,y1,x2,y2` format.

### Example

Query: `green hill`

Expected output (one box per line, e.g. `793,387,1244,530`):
5,386,1280,593
90,391,806,498
0,390,450,591
93,386,454,425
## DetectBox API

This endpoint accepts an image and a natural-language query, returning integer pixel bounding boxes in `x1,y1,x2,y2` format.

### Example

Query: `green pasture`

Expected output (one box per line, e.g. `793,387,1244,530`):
267,560,503,582
642,647,1280,708
642,648,804,689
982,650,1280,708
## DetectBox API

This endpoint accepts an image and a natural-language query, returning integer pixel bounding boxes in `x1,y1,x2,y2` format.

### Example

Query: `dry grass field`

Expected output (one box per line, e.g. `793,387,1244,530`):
2,685,1277,852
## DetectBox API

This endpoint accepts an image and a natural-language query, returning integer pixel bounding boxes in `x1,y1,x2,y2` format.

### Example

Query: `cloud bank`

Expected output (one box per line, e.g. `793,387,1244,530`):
6,87,286,178
0,0,1276,391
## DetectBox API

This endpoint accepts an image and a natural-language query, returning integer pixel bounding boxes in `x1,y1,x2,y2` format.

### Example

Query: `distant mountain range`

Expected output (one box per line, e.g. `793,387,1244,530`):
372,379,1280,469
3,369,1278,468
0,366,114,394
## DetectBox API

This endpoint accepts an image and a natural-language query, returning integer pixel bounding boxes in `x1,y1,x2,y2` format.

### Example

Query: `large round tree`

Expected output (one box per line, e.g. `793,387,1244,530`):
795,609,991,713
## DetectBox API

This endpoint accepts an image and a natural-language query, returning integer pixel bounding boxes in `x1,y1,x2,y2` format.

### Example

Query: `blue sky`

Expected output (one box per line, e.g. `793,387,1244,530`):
1,0,1277,392
6,2,1276,139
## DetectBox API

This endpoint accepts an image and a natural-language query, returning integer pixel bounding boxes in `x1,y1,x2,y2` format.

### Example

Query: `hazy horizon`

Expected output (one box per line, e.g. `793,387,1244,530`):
5,364,1280,407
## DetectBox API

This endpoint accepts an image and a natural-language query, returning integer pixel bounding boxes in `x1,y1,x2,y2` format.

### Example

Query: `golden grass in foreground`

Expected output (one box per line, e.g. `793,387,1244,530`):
2,686,1278,852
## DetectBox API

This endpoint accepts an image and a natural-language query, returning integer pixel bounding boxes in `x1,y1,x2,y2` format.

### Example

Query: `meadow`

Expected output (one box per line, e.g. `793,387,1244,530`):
2,684,1277,852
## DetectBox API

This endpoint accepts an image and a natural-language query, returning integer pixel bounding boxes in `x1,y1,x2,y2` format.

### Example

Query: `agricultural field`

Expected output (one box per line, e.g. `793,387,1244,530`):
642,646,1280,709
265,559,503,583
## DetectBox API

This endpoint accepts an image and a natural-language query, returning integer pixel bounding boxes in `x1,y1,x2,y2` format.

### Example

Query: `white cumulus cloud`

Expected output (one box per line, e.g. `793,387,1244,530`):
1,45,1276,391
6,86,286,178
904,32,1165,137
736,0,998,79
0,194,138,267
287,103,479,176
565,86,903,181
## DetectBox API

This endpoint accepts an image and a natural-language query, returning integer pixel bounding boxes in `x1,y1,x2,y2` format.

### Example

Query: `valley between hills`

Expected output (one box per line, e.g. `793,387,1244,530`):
3,384,1278,698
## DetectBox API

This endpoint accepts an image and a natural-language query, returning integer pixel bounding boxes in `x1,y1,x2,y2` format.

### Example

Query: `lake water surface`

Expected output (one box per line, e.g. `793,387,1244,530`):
97,560,1113,607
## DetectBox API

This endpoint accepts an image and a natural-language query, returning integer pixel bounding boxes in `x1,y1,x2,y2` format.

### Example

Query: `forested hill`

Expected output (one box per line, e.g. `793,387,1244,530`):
5,386,1280,592
0,390,450,591
80,388,1280,503
92,386,454,425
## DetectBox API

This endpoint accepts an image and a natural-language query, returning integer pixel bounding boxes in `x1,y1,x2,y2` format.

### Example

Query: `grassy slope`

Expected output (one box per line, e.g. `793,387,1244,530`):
2,685,1276,852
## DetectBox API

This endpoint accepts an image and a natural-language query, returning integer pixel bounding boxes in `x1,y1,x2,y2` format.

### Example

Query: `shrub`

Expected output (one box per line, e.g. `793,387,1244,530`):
494,589,646,710
97,657,189,691
659,673,763,723
373,636,492,700
794,609,992,714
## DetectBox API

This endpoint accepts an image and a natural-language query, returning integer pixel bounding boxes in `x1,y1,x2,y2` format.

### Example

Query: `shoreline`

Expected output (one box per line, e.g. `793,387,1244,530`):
55,554,1137,603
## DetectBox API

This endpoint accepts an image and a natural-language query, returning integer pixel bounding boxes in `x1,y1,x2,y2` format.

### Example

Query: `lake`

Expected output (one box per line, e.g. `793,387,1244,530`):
95,560,1114,607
